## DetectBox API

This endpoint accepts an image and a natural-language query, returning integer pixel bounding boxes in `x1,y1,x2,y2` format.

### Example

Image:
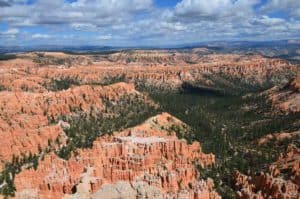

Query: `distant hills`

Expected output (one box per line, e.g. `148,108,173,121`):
1,40,300,64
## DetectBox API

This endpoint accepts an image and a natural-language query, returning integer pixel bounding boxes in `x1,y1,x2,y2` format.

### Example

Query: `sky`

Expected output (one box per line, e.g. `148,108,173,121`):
0,0,300,46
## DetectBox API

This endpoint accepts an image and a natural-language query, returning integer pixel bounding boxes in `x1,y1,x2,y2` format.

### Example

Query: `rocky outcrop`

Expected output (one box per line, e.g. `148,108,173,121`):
235,144,300,199
14,113,219,199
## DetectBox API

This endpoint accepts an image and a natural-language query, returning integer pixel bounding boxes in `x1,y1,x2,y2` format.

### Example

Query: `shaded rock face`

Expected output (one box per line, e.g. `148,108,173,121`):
14,113,219,199
235,144,300,199
0,82,148,169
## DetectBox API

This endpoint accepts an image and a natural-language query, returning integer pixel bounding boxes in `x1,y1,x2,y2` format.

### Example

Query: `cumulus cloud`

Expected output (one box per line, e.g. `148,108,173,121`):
0,0,153,27
0,0,299,45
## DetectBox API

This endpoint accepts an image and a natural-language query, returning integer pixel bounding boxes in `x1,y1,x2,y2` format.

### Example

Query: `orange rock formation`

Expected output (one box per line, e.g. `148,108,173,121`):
235,144,300,199
0,52,297,92
14,113,219,199
0,82,151,169
266,77,300,114
0,50,299,198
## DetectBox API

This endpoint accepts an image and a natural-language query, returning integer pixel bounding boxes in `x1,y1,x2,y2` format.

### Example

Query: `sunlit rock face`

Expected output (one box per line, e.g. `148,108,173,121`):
14,113,219,199
0,82,152,170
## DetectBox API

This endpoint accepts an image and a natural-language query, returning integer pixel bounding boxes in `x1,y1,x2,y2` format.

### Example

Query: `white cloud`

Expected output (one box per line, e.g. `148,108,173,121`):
32,34,51,39
0,0,154,27
0,0,300,45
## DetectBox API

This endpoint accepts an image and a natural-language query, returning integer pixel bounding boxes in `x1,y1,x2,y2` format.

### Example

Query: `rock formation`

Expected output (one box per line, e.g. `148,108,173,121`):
266,77,300,114
14,113,219,199
0,50,299,198
235,144,300,199
0,82,154,170
0,52,297,92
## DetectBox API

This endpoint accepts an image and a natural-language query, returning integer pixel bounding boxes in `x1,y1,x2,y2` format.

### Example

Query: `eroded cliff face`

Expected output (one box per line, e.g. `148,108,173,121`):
235,144,300,199
14,113,219,199
0,52,297,93
0,82,154,169
0,50,299,198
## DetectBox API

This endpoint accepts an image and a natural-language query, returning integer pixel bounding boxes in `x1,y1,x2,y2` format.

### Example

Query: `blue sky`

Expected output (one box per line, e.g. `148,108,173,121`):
0,0,299,46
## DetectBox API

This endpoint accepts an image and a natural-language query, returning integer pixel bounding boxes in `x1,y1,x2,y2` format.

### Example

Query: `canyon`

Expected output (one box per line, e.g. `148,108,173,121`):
0,49,299,198
0,52,296,93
